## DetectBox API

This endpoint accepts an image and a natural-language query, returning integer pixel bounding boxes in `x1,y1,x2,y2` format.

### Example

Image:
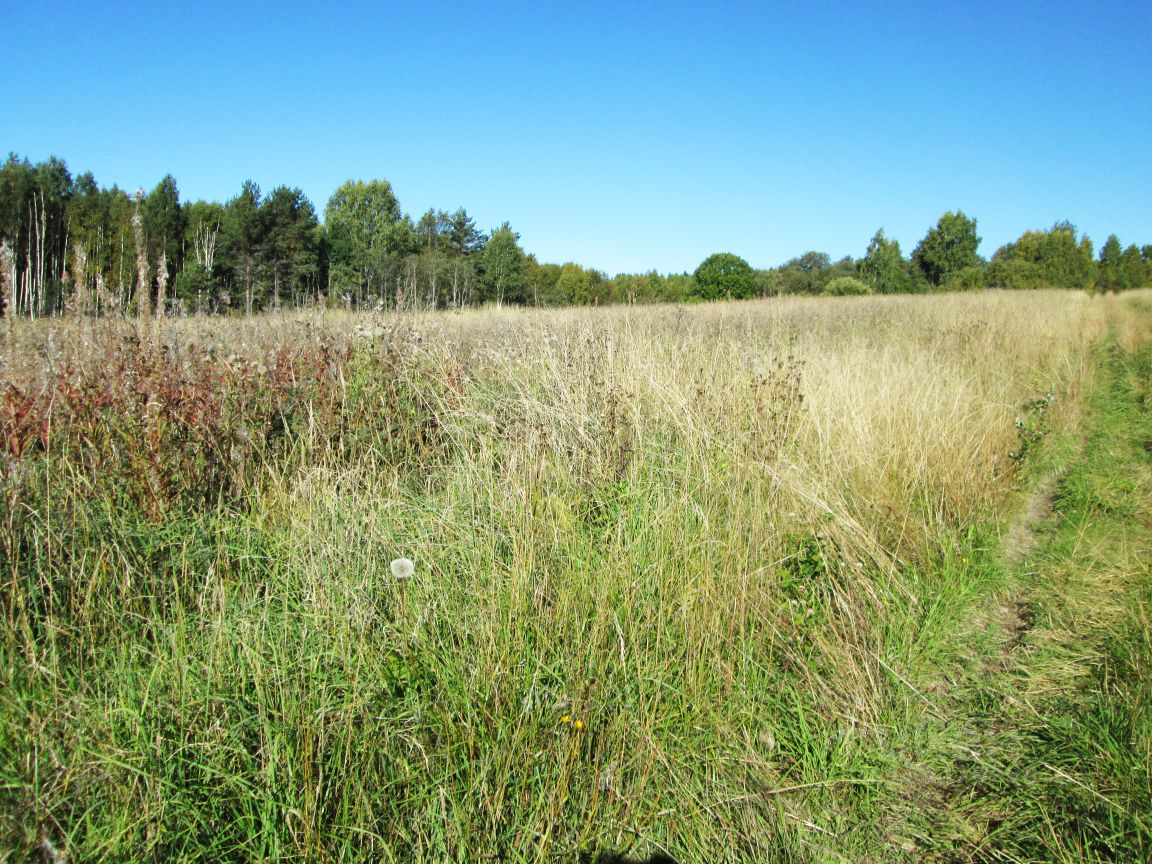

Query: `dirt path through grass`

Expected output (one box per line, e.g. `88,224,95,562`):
913,336,1152,862
1001,472,1059,569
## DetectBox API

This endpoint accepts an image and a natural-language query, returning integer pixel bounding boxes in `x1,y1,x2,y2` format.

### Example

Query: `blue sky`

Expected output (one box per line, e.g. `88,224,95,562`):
5,0,1151,274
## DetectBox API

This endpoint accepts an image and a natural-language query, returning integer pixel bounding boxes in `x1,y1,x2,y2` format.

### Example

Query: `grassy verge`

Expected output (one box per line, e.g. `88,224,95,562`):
912,327,1152,862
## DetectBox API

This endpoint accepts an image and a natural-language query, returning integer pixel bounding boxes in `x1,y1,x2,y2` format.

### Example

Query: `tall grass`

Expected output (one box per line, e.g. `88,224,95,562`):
0,291,1144,861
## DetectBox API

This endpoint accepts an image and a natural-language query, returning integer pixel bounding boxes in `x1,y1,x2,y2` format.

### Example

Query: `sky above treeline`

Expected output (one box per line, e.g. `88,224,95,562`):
5,0,1151,275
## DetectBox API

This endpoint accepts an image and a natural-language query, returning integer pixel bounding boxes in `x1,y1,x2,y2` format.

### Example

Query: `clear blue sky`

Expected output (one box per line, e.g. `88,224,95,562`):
5,0,1151,274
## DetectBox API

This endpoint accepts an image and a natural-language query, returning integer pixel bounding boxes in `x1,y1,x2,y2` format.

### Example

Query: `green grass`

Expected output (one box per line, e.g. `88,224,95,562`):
909,333,1152,863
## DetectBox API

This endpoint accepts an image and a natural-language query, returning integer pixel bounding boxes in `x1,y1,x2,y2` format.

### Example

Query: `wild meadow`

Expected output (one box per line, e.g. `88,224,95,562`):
2,290,1151,862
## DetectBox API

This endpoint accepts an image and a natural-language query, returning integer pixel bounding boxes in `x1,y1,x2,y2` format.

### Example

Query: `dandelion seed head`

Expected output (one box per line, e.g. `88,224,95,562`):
598,765,614,791
390,557,415,580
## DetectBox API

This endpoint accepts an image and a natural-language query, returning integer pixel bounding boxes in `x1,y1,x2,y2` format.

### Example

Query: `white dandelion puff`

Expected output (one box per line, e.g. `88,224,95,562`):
390,558,415,580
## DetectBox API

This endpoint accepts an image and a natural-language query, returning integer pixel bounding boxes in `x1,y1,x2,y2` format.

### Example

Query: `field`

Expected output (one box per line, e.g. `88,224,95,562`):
2,290,1151,862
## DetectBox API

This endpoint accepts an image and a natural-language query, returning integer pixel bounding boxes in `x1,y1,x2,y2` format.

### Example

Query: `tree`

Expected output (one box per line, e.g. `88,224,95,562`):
140,175,185,314
1096,234,1123,293
859,229,915,293
409,247,452,309
184,200,223,274
479,222,527,305
691,252,755,300
942,266,986,291
987,221,1094,290
446,208,485,257
325,179,401,250
611,270,678,304
445,255,478,308
65,171,101,254
141,174,185,293
0,154,34,246
260,186,319,309
415,208,449,252
528,260,564,305
554,262,593,306
324,179,412,304
775,251,833,295
1119,243,1145,291
912,211,981,287
172,200,223,312
65,171,106,313
219,181,264,313
0,155,75,315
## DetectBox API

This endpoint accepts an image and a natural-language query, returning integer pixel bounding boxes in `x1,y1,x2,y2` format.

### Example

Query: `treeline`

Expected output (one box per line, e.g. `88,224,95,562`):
689,213,1151,301
0,155,506,317
1,153,1149,318
839,215,1147,295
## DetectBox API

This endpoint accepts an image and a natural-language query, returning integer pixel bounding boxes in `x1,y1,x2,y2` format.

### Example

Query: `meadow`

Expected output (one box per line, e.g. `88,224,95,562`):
2,290,1150,862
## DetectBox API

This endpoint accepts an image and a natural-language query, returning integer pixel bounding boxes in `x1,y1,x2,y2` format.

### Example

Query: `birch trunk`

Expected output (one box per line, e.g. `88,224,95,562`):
132,193,151,318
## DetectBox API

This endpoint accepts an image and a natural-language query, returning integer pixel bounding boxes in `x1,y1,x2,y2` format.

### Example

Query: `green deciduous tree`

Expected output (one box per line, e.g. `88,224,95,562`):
912,211,981,287
0,154,74,315
691,252,755,300
859,229,916,294
942,266,986,292
987,221,1094,290
775,251,832,295
415,208,449,252
528,259,563,306
141,175,185,303
324,179,412,305
445,255,478,308
553,262,590,306
1096,234,1123,294
1120,243,1145,291
92,187,136,312
65,171,115,313
480,223,527,306
325,179,401,255
178,200,224,311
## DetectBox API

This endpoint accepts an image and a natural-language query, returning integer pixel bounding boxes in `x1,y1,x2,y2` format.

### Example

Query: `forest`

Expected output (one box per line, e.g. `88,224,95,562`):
1,152,1150,317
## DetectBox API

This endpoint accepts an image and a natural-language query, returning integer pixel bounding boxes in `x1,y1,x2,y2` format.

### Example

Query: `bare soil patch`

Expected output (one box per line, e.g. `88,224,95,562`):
1000,472,1059,568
